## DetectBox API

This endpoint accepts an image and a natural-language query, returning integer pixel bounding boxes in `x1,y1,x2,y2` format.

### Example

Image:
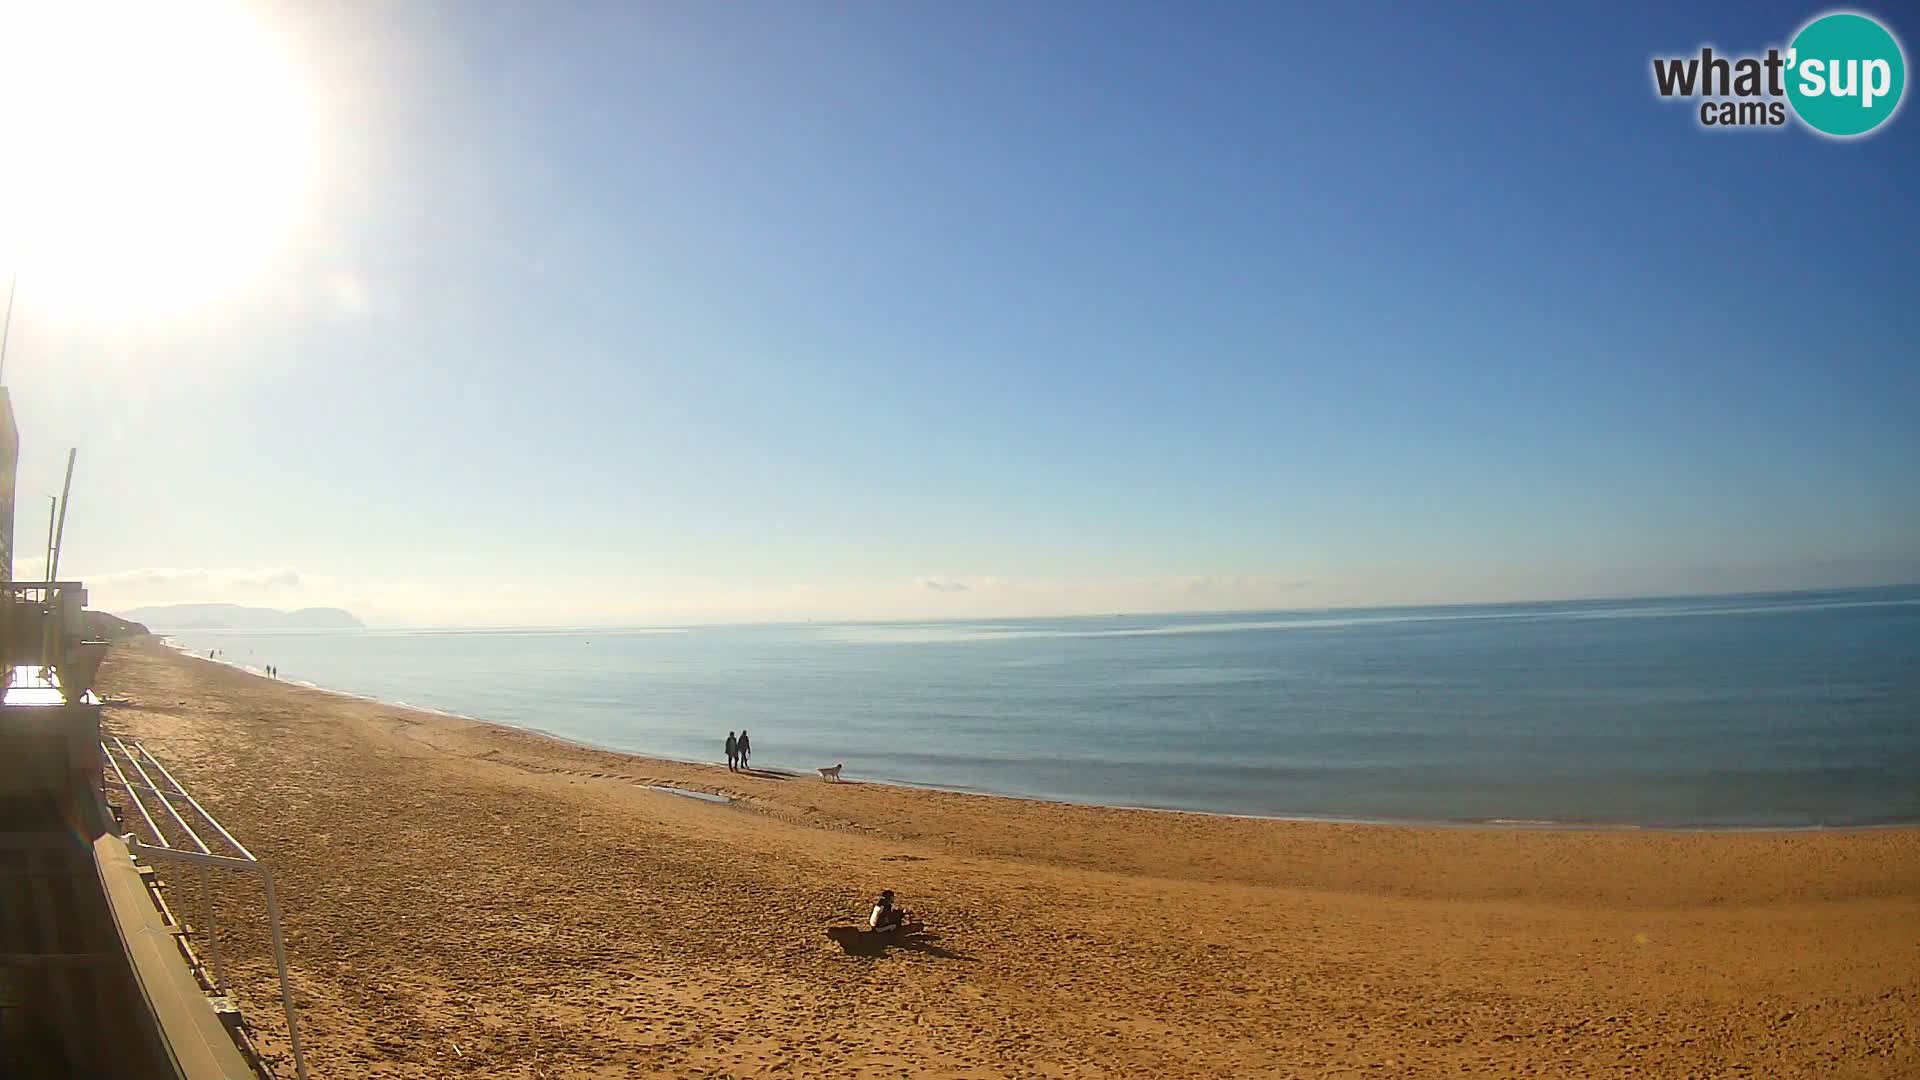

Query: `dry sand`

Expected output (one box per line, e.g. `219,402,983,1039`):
97,637,1919,1078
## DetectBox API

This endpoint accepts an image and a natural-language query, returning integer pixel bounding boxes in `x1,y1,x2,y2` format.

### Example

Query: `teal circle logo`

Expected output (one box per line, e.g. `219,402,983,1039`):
1787,12,1906,137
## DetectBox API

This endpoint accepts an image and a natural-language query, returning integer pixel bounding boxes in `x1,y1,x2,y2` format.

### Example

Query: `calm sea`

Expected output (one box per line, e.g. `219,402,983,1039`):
154,586,1920,828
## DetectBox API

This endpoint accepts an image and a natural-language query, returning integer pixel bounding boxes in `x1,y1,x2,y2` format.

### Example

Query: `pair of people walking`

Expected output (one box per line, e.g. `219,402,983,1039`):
725,729,753,772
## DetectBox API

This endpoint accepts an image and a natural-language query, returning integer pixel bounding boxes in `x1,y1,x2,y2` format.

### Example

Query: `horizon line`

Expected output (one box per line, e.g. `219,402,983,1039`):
119,580,1920,634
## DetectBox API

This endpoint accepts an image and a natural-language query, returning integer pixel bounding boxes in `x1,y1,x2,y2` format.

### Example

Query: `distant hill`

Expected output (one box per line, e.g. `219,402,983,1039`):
122,604,366,630
86,611,151,640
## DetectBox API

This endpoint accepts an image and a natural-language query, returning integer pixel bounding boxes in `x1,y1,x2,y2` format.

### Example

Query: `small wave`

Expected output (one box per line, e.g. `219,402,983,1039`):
826,615,1450,644
1562,597,1920,621
646,786,731,805
825,593,1920,644
364,626,691,638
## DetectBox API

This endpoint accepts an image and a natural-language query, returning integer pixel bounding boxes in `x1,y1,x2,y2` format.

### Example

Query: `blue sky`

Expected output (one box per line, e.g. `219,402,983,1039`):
4,0,1917,624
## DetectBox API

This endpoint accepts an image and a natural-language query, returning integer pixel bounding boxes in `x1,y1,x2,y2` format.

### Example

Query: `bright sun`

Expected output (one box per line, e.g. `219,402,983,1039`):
0,0,316,318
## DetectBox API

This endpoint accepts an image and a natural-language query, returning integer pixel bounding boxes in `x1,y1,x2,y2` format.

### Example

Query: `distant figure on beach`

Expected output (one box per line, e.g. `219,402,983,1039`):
725,731,739,771
737,730,752,769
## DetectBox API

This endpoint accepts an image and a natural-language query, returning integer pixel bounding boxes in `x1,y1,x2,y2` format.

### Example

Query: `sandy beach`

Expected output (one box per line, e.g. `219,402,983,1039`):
96,636,1919,1079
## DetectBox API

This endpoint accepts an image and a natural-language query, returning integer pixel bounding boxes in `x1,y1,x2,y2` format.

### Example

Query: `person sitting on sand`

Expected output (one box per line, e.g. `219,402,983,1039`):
725,732,739,772
869,889,905,930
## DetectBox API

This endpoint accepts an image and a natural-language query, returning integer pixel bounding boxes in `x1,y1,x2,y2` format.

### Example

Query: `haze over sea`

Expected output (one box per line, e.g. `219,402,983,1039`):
156,585,1920,828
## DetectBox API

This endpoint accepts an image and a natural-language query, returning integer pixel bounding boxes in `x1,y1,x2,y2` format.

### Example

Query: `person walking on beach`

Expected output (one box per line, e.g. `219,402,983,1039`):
725,731,739,772
736,729,751,769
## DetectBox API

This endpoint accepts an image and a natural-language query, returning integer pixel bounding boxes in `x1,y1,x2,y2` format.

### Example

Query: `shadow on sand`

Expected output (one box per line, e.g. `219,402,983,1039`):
98,700,178,712
825,926,977,962
895,933,975,961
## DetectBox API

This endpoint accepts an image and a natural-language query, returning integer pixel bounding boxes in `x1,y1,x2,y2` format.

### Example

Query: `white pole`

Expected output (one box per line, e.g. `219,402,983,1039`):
0,273,16,383
202,866,227,992
48,448,75,581
258,866,309,1080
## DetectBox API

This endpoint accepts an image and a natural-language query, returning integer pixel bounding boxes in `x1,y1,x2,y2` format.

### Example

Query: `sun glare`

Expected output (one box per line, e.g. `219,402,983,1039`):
0,0,316,318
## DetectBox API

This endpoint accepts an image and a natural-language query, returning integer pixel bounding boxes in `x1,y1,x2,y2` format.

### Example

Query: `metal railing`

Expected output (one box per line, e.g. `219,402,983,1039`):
100,736,309,1080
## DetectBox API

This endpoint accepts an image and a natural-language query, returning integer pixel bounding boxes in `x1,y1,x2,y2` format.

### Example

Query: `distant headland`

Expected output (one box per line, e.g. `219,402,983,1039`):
120,603,366,630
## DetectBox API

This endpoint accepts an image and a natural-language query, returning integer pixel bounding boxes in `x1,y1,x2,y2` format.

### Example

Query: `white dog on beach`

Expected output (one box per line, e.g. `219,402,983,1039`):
818,763,844,782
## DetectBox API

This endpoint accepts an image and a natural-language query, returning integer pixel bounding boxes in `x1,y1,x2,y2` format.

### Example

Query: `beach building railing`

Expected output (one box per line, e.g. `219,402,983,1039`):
100,735,308,1080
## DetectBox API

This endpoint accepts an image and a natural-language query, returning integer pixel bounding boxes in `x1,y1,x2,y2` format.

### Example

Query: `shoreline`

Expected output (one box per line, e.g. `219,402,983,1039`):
161,637,1918,835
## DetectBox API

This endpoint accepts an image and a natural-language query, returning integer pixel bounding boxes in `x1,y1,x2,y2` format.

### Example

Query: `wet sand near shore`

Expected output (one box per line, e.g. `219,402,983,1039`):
97,637,1919,1078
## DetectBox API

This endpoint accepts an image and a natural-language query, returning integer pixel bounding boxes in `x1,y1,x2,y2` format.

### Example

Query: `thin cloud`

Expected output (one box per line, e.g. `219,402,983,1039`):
89,566,303,590
1159,575,1317,595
